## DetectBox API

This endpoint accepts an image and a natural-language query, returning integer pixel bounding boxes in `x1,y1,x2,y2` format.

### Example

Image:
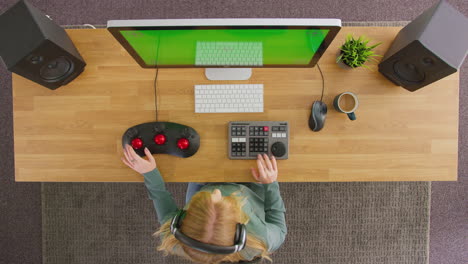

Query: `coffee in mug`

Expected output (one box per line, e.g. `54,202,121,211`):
333,92,359,120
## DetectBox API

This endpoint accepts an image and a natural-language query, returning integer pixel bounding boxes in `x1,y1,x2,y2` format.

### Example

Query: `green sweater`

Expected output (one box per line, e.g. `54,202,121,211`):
142,168,287,260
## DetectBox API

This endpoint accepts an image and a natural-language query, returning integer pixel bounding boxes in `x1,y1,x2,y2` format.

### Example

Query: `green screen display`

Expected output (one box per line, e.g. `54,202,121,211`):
120,28,329,66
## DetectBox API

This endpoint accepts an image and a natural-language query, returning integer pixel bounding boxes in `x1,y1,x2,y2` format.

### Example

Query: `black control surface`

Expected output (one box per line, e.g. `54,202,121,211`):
122,122,200,158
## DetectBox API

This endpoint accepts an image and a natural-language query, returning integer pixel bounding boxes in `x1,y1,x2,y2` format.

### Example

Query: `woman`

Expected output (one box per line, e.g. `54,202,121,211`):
121,144,287,264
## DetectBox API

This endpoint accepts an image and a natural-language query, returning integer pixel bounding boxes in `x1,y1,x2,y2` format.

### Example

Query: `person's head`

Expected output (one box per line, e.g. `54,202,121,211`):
155,189,271,264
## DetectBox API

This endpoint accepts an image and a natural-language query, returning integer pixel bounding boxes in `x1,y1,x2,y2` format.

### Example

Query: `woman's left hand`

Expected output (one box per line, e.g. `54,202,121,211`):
121,144,157,174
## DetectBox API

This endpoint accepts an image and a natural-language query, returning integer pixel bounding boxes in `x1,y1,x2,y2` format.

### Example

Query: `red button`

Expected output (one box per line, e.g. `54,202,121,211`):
263,126,269,132
177,138,190,150
131,138,143,149
154,134,166,145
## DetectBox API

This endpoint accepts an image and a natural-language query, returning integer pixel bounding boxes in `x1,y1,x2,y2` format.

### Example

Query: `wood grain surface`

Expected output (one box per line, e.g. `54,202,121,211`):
12,27,459,182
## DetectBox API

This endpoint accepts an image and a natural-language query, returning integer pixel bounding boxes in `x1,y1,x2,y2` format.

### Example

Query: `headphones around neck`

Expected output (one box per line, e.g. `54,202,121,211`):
170,209,247,255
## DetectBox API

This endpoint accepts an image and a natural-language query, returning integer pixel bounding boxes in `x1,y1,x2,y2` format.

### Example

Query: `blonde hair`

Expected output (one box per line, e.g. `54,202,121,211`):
154,191,272,264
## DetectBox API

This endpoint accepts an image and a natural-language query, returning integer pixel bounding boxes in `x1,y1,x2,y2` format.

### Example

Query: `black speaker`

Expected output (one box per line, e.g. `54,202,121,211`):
378,0,468,92
0,0,86,90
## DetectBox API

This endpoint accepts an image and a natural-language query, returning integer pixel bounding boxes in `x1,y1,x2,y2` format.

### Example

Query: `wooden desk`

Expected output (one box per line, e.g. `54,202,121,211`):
13,27,459,182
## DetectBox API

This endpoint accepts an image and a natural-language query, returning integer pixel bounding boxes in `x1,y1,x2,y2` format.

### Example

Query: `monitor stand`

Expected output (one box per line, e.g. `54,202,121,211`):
205,68,252,81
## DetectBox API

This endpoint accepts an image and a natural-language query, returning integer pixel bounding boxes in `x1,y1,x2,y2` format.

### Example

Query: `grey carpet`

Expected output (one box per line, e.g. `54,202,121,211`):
43,182,430,264
1,1,467,264
0,67,42,264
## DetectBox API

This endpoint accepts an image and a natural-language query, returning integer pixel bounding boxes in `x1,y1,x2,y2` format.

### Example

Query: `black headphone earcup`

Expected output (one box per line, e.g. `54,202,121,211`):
234,223,241,243
171,210,185,234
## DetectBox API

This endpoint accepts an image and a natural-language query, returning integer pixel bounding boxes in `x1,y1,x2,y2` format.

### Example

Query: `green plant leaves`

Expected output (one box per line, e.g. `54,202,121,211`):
337,34,382,68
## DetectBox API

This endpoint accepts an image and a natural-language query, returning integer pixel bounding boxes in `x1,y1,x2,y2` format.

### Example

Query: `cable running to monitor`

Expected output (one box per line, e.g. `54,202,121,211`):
153,34,161,121
153,67,159,121
317,63,325,102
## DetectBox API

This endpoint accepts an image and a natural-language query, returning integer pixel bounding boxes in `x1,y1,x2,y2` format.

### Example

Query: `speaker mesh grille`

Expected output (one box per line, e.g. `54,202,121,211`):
39,57,74,81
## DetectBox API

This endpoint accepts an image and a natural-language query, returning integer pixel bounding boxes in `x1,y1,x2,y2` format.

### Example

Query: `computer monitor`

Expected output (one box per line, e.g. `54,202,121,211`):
107,19,341,80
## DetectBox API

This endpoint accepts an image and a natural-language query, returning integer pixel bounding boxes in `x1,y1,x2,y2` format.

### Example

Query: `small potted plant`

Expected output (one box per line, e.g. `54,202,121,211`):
336,35,382,69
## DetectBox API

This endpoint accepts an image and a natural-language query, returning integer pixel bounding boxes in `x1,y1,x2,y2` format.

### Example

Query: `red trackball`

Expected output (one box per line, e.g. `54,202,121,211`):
177,138,190,150
154,134,166,145
131,138,143,149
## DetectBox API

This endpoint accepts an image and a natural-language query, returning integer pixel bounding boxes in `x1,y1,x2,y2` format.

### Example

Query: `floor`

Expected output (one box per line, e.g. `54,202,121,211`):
0,0,467,264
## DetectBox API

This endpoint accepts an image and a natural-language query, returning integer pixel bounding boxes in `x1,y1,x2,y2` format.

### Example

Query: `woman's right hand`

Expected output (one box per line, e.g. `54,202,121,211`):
251,153,278,184
121,144,157,174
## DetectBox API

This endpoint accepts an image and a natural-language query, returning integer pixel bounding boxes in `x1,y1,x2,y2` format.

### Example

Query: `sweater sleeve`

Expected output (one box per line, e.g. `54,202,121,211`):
263,181,287,252
142,168,179,225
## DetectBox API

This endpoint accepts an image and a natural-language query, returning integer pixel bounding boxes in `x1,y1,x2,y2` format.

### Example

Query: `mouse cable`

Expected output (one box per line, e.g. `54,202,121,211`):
153,66,159,121
316,63,325,102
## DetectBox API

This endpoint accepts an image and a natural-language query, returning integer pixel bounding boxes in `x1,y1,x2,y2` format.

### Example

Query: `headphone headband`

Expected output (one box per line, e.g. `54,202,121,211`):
170,209,247,255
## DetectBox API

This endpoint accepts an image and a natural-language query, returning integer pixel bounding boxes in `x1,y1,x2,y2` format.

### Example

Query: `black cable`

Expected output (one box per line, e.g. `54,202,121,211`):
316,63,325,102
153,66,159,121
153,34,161,121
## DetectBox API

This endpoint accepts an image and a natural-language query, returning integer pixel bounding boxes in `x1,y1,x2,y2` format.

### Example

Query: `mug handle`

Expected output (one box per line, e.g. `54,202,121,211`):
347,112,356,121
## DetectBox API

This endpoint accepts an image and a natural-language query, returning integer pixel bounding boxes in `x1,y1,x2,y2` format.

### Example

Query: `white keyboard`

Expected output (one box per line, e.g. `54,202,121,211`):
194,84,264,113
